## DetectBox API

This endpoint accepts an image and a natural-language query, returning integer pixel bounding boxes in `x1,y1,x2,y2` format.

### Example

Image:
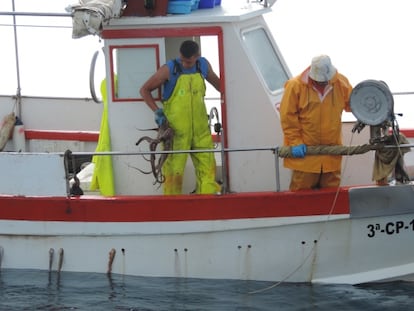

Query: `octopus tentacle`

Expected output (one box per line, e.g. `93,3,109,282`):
135,121,174,185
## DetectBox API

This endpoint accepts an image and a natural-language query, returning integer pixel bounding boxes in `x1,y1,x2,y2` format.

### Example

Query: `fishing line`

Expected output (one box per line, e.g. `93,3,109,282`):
249,131,357,294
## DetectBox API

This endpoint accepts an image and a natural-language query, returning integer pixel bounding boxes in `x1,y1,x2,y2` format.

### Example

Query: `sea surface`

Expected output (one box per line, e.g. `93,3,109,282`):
0,269,414,310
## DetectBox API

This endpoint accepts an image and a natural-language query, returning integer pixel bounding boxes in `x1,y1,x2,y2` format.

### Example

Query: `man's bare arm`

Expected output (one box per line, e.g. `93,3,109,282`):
140,65,170,111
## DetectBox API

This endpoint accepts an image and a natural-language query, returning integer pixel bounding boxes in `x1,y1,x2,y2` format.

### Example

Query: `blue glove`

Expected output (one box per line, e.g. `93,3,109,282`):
291,144,307,158
154,108,166,126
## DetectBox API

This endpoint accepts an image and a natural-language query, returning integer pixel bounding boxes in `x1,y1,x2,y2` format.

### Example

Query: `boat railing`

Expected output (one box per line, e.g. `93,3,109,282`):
63,142,414,196
65,145,281,194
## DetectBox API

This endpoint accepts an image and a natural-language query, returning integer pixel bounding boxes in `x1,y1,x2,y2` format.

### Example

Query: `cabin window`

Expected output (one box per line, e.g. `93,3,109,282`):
242,28,288,92
110,44,162,101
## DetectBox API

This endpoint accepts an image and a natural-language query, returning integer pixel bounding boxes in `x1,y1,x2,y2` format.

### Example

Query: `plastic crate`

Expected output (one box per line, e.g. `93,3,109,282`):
192,0,200,10
198,0,215,9
167,0,193,14
215,0,221,5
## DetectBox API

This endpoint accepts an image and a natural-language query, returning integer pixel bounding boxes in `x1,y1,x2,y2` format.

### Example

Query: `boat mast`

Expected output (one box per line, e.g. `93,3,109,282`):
11,0,22,117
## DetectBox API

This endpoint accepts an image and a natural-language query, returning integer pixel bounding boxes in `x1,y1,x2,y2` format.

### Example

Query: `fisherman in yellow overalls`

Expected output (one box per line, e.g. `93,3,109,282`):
140,40,221,194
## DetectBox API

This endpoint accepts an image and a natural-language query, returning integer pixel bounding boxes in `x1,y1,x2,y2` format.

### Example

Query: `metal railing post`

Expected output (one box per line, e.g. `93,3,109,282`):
274,146,280,192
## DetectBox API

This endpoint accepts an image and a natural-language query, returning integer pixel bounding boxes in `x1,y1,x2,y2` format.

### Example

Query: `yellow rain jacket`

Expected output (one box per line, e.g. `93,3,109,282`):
90,78,115,196
162,69,219,195
280,67,352,173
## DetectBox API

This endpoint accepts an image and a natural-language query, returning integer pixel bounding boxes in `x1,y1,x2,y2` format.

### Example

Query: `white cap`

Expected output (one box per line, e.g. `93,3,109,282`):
309,55,337,82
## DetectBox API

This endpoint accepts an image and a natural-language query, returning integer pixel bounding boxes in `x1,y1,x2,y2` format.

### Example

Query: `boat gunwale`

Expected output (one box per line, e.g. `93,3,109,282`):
0,187,351,222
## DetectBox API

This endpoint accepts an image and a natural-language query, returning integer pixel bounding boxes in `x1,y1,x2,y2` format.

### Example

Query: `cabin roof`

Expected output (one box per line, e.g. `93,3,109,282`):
106,1,273,28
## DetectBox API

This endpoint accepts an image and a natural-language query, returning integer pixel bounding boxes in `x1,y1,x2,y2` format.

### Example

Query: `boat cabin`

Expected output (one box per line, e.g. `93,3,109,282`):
0,1,387,196
100,1,289,195
96,0,375,195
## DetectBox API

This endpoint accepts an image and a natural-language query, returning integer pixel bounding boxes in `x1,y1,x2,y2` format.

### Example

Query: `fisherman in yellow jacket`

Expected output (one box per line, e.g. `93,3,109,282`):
140,40,221,195
279,55,353,190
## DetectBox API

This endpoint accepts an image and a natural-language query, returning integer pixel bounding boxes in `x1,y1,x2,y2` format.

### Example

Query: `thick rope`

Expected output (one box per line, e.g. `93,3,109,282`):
277,144,373,158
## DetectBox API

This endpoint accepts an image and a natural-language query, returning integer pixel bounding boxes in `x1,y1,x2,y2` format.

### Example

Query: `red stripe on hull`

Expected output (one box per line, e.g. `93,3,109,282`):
0,188,350,222
401,129,414,138
24,130,99,142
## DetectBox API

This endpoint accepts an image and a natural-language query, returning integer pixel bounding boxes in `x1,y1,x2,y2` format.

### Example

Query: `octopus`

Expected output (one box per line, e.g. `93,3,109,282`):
135,121,174,185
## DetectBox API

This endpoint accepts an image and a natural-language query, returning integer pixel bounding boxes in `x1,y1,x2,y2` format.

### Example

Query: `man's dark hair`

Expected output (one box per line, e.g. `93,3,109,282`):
180,40,199,58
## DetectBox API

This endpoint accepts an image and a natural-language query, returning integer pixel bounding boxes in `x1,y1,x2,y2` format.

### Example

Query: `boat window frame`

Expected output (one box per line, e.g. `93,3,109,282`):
108,43,162,102
240,25,289,95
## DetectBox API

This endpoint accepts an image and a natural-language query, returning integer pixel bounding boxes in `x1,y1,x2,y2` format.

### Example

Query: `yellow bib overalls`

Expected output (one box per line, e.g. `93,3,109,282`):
162,72,220,195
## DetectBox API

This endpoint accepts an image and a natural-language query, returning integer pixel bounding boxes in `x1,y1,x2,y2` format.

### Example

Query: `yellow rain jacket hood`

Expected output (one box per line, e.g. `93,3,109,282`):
280,67,352,173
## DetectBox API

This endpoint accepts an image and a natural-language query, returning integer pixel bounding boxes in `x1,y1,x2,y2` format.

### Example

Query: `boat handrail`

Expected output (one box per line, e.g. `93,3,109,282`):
65,146,277,157
61,142,413,193
63,143,414,158
64,146,281,192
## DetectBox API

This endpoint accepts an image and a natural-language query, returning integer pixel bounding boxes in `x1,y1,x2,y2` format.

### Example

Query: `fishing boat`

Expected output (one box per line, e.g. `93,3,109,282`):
0,0,414,285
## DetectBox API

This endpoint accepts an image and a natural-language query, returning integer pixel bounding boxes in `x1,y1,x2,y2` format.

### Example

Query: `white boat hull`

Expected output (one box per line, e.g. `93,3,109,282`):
1,192,414,285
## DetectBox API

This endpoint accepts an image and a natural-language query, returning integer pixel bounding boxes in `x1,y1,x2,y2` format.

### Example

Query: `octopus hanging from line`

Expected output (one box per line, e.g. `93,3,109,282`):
135,120,174,186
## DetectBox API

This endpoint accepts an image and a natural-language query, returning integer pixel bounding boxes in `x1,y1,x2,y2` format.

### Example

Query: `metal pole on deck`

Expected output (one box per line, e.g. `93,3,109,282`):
220,127,228,194
274,147,280,192
11,0,22,117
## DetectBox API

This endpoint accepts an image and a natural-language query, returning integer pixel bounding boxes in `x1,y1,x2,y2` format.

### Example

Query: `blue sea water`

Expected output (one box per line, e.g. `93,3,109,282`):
0,269,414,310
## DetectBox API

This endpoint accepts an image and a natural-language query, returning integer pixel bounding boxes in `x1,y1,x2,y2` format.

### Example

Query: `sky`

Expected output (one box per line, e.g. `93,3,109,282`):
0,0,104,98
1,0,414,127
267,0,414,127
269,0,414,92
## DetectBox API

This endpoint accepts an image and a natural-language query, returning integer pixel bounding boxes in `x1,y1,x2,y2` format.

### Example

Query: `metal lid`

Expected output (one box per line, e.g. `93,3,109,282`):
350,79,393,126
